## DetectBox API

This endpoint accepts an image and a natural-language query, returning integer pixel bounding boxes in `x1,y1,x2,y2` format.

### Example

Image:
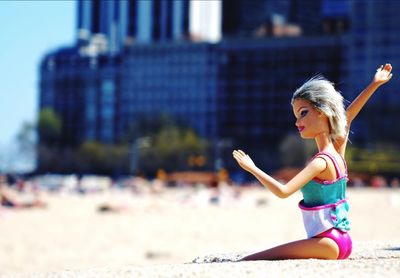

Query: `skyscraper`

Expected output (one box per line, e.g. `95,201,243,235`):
77,0,192,51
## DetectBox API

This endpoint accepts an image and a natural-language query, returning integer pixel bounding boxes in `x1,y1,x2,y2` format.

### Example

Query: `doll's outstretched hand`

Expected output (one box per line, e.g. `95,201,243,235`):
373,63,393,85
233,150,256,172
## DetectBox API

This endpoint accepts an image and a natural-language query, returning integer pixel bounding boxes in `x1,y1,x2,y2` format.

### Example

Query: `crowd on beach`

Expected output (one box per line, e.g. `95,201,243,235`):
1,171,399,212
0,172,250,213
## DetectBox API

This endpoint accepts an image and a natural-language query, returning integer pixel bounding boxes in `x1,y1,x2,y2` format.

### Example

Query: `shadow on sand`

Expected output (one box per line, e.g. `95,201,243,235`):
383,247,400,251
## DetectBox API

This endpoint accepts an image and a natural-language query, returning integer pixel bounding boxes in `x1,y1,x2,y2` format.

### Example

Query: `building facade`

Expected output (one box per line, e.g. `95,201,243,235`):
76,0,190,48
40,48,121,146
346,0,400,145
39,0,400,174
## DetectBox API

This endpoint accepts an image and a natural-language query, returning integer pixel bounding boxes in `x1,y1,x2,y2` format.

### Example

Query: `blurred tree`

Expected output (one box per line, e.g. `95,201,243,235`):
78,141,129,175
80,141,107,166
346,145,400,175
15,121,37,172
17,122,36,152
37,108,62,172
38,108,62,146
36,111,208,175
132,116,209,175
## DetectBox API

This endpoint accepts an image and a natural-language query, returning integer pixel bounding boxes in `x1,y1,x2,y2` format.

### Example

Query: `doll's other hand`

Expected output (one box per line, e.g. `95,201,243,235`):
233,150,256,172
373,63,393,85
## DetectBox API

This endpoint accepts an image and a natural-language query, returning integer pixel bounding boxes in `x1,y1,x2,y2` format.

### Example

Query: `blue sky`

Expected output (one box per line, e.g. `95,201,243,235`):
0,1,75,149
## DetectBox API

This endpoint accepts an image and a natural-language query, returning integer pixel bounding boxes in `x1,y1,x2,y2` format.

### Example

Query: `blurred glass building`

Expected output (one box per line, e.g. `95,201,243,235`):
39,0,400,174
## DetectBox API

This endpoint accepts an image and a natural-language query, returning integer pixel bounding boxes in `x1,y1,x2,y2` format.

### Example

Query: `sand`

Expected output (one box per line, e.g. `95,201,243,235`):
1,187,400,277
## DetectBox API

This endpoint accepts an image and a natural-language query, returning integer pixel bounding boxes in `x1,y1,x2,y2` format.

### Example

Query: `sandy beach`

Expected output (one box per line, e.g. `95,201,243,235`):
1,187,400,277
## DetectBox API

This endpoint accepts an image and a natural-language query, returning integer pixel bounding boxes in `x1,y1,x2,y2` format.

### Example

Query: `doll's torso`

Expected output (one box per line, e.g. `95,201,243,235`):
299,152,351,238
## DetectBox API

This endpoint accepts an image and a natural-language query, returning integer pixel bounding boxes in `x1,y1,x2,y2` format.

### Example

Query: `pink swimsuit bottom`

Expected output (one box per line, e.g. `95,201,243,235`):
314,228,352,259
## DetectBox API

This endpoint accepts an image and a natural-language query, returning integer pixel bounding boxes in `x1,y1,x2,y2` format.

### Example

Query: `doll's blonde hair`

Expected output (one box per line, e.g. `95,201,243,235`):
291,76,347,142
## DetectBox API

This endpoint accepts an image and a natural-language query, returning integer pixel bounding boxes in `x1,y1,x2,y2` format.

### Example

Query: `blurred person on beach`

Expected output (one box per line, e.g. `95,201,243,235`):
232,64,393,260
390,178,400,188
0,175,47,209
370,175,388,188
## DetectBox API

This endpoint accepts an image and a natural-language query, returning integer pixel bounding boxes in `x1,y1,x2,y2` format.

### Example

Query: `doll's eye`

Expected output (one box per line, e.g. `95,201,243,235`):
300,110,308,117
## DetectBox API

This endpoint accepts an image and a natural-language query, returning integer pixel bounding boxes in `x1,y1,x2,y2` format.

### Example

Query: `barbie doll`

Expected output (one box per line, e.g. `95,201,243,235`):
233,64,393,260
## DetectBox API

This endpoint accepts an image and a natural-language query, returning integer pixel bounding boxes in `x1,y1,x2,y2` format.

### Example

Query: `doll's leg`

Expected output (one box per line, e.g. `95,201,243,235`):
240,237,339,261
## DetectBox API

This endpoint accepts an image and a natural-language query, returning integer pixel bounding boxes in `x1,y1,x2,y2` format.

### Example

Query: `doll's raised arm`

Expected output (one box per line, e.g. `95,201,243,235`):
346,63,392,125
336,64,393,155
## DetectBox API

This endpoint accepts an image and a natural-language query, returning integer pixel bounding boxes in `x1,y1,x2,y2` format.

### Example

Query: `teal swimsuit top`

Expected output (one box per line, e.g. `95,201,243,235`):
301,152,348,207
299,151,351,235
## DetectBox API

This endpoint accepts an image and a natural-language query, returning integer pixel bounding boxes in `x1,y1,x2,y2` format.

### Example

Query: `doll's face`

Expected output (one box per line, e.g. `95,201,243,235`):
292,98,329,139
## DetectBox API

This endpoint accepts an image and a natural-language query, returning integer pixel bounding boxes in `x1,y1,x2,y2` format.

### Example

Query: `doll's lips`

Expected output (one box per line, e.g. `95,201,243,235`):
298,126,305,132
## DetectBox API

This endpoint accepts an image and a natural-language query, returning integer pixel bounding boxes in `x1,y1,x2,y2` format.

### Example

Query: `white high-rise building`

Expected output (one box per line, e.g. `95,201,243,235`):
189,0,222,42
